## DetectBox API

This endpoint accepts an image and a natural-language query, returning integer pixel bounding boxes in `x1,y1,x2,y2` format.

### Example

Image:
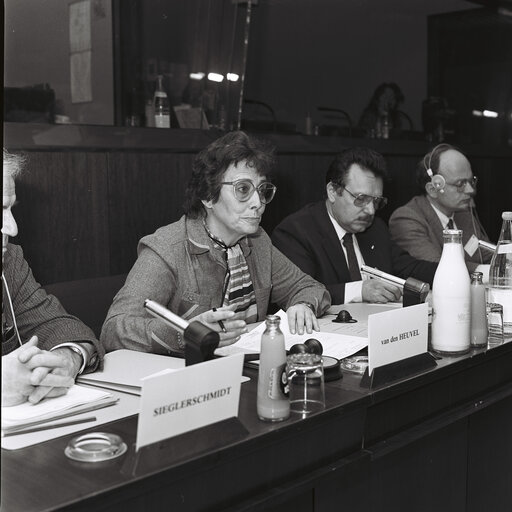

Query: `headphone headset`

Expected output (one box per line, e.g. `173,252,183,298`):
423,143,449,194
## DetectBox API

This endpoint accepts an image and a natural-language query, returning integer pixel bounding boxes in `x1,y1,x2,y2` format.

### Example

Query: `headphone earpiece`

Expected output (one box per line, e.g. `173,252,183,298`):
424,144,448,194
431,174,446,192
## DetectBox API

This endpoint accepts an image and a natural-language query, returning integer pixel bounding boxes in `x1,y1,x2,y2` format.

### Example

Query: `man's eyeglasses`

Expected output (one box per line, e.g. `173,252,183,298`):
342,187,388,210
444,176,478,192
221,179,277,204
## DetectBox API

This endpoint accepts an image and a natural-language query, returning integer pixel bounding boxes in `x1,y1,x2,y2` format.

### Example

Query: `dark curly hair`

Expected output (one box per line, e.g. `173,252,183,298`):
325,147,388,190
184,131,276,218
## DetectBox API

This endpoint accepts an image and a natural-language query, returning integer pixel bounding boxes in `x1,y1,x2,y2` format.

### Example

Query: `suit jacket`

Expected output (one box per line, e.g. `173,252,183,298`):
388,195,491,272
1,243,102,371
271,201,437,304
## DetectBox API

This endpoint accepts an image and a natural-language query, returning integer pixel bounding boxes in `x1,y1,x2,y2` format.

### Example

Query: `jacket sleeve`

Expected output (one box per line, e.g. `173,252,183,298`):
269,244,331,317
100,246,185,355
8,246,102,372
389,238,438,286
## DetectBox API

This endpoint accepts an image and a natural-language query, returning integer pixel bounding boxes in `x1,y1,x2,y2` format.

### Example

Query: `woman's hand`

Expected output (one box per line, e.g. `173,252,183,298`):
191,306,248,348
286,303,319,335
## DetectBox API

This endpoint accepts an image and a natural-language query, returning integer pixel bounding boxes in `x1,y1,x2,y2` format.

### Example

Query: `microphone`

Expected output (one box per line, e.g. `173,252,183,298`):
144,299,219,365
360,265,430,306
478,240,496,253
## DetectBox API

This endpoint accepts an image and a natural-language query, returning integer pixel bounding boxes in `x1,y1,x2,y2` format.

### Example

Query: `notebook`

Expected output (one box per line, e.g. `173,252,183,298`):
1,385,117,434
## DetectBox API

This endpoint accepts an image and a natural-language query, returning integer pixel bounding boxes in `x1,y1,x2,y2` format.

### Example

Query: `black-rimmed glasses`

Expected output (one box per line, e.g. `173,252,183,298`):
220,179,277,204
444,176,478,192
343,187,388,210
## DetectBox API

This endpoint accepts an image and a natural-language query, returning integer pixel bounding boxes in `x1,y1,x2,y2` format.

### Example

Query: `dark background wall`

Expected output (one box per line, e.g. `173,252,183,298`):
244,0,470,133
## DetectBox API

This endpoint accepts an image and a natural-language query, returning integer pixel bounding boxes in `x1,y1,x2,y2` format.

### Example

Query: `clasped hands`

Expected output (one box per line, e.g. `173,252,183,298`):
191,303,319,348
2,336,82,407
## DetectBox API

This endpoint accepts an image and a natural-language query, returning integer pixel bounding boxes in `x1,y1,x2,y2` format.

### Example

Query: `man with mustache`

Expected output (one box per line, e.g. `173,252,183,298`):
272,147,437,304
388,144,492,273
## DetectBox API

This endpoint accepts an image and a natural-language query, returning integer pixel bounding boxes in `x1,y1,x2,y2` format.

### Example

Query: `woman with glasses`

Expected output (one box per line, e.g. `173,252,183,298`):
101,131,330,354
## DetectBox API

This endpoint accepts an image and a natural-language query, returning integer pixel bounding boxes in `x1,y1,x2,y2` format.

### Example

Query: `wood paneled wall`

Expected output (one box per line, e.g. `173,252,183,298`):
8,133,511,285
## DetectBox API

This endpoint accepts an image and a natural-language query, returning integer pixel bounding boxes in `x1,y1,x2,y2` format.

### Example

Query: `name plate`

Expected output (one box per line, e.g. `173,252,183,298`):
368,303,428,373
136,353,244,450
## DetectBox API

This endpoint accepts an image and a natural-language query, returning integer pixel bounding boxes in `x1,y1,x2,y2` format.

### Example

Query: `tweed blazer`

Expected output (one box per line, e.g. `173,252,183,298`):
101,215,331,354
272,201,437,304
388,195,491,272
1,244,102,371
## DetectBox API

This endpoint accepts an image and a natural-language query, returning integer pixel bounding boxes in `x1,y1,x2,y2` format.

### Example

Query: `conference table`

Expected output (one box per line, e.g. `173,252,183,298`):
2,305,512,512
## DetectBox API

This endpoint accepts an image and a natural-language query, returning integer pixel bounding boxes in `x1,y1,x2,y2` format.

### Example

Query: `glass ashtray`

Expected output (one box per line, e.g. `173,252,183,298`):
65,432,127,462
340,355,369,374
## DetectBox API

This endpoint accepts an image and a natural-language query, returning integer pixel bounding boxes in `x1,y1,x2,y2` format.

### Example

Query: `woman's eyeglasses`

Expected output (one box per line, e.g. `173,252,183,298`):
221,179,277,204
343,187,388,210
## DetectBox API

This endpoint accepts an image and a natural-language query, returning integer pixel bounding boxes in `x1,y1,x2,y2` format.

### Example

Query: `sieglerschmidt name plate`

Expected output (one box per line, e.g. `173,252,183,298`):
136,354,244,450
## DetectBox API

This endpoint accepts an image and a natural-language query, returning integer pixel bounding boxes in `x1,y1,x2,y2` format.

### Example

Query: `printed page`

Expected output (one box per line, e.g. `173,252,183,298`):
216,310,368,360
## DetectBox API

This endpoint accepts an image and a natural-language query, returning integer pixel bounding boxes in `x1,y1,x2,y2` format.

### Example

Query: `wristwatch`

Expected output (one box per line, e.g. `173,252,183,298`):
50,343,87,375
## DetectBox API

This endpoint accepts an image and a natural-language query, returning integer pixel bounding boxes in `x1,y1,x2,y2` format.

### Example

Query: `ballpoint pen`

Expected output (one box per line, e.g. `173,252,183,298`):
212,308,227,333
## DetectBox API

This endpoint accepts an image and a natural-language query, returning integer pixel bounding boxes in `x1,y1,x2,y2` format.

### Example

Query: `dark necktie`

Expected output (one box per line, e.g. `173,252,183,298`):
446,218,454,230
343,233,362,281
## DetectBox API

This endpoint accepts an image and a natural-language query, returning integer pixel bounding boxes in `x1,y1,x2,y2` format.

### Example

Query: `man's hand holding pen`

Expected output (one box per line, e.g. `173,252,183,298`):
191,305,248,348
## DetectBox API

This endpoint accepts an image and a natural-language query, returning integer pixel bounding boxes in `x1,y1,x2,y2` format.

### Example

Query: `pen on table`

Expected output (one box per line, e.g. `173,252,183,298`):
212,307,227,333
2,416,97,437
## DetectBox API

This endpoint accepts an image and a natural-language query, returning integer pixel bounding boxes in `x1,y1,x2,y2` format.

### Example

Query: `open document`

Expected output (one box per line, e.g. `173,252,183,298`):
1,385,118,434
216,309,368,360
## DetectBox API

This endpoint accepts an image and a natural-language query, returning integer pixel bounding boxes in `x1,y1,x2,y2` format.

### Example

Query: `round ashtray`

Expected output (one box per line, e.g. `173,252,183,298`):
65,432,127,462
340,355,369,374
322,355,343,381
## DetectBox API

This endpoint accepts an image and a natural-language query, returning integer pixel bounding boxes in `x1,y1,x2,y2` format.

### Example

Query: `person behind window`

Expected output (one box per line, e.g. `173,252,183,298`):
358,82,404,139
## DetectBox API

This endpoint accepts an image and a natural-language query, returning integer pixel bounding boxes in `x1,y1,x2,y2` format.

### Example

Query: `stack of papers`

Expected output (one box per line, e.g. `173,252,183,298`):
77,350,186,395
1,385,117,435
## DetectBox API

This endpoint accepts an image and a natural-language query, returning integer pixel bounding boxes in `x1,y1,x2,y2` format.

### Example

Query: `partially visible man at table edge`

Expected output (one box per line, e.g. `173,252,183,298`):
272,146,438,305
2,149,103,407
101,131,331,355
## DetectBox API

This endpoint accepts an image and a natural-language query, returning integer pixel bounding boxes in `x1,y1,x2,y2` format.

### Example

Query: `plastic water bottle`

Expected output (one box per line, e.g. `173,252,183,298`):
431,229,471,353
153,75,170,128
488,212,512,335
257,315,290,422
470,271,488,347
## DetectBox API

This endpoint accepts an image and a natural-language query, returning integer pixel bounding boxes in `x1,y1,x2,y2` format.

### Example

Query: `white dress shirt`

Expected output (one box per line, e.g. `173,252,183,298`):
327,212,367,303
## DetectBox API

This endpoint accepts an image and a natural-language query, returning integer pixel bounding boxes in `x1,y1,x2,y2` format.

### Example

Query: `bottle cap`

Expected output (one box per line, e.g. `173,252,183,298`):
502,211,512,220
470,271,483,278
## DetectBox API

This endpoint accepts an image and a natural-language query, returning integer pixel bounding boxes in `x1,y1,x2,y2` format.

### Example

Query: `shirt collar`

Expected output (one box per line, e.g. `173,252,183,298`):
429,200,454,229
327,210,349,240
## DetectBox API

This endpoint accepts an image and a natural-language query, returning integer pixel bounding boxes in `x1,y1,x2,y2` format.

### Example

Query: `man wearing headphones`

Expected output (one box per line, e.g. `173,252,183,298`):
388,144,492,273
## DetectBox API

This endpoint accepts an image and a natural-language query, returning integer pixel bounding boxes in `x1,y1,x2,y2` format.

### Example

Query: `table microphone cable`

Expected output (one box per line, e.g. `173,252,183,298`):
2,273,22,348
